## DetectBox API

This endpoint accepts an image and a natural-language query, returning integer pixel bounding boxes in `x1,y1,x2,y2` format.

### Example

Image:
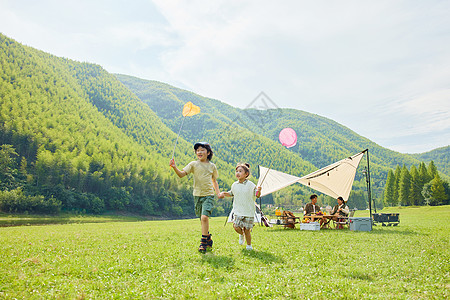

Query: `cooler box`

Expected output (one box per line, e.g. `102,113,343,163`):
300,222,320,231
349,217,372,231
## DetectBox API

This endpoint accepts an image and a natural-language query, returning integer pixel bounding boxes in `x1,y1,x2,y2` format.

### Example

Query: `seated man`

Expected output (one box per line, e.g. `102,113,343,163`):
304,194,323,224
331,196,350,222
304,194,320,216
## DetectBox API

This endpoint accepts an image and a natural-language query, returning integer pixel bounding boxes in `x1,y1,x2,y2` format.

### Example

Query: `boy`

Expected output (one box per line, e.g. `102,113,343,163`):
170,142,220,253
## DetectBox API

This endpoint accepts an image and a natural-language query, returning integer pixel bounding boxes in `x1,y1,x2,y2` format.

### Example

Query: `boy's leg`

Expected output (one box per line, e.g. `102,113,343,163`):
195,196,214,253
201,214,209,235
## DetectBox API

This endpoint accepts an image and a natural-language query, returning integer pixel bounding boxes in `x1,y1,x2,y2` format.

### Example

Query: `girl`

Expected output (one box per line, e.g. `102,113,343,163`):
219,163,261,250
170,142,220,253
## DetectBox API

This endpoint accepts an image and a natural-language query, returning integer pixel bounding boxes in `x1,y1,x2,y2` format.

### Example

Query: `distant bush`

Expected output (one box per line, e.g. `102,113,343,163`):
0,188,61,214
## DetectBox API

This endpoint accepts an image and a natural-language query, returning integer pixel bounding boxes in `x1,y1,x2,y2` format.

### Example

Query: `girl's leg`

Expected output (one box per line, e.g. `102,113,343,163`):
233,224,244,235
234,224,245,245
243,228,251,246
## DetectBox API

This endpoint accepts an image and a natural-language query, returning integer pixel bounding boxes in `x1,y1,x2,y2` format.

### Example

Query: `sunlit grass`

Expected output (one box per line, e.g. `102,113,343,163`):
0,206,448,299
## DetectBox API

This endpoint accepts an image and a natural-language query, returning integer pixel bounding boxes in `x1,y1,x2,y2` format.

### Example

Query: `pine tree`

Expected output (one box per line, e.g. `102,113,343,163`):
427,161,438,180
430,174,446,206
418,162,431,187
384,169,396,206
398,165,411,206
422,183,432,206
393,165,401,205
443,181,450,205
409,165,422,206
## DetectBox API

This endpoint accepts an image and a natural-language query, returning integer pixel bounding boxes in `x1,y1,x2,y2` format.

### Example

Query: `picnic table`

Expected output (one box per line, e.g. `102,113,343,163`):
304,214,335,229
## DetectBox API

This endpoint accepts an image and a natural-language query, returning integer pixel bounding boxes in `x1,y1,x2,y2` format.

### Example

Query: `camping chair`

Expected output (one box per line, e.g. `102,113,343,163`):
333,210,355,229
281,210,297,228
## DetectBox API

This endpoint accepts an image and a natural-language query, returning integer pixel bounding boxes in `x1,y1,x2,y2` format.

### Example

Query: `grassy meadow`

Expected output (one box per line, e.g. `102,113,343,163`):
0,206,449,299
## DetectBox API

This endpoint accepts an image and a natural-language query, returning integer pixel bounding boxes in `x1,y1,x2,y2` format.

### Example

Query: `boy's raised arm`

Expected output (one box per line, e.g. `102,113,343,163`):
169,159,187,178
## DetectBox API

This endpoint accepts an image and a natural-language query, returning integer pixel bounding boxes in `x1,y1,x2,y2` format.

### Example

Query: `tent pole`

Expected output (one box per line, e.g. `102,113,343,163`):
365,149,374,218
259,197,263,226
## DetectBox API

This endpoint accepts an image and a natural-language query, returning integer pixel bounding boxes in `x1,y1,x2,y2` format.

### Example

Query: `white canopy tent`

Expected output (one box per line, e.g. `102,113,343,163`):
257,150,366,201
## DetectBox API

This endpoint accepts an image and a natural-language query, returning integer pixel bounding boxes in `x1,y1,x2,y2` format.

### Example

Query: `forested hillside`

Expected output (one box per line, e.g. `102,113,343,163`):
411,146,450,177
0,33,221,216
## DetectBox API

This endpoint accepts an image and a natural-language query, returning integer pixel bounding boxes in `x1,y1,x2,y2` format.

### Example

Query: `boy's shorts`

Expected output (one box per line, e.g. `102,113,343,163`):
233,215,254,230
194,195,215,217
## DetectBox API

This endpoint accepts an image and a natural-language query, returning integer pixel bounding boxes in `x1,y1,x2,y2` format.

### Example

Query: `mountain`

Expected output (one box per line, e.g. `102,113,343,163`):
0,33,208,216
411,146,450,178
115,75,440,199
0,32,447,216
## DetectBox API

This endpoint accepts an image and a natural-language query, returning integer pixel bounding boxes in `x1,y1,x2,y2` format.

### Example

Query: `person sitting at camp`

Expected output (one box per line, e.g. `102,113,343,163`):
331,196,350,221
304,194,320,216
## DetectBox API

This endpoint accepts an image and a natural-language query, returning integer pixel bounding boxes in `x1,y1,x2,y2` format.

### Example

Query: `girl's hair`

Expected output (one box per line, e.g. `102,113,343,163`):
194,142,213,161
236,163,250,178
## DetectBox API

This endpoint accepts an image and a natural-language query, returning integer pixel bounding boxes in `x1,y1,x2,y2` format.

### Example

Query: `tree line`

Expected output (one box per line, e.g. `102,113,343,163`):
383,161,449,206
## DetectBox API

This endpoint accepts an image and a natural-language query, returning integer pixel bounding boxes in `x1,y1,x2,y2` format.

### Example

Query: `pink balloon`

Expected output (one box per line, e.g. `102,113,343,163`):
279,128,297,148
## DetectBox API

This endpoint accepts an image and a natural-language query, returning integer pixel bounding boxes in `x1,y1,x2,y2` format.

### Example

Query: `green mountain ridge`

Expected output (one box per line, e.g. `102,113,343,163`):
1,33,448,216
411,146,450,177
116,75,449,192
0,33,203,216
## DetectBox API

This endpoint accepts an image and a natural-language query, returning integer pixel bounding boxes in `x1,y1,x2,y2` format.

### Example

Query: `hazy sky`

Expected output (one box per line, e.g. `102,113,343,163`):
1,0,449,153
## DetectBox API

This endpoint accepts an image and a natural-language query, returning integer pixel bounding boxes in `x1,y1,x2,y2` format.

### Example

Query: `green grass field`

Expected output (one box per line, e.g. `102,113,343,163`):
1,206,449,299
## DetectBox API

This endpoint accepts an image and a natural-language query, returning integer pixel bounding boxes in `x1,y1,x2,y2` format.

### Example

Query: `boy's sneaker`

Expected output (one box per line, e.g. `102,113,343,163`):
238,234,244,245
206,234,213,248
246,245,253,251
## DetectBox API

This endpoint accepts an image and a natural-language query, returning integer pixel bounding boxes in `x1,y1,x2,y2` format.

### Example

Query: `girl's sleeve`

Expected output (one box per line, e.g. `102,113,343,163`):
228,182,234,196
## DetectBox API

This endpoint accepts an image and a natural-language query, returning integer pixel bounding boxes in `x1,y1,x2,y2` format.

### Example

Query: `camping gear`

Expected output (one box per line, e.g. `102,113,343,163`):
349,217,372,231
257,150,366,200
281,210,296,228
300,222,320,231
372,213,400,226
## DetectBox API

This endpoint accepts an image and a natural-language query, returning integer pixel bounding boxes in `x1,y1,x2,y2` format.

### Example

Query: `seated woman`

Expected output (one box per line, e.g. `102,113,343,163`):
331,196,350,221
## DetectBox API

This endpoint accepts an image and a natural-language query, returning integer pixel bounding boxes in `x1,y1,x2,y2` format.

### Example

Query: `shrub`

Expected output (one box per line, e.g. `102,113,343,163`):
0,188,61,214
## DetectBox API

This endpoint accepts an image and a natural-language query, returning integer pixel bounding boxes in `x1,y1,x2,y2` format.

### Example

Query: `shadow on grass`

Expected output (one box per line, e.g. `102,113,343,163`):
201,253,234,269
241,249,284,264
266,227,299,232
370,228,424,236
346,270,375,281
265,226,424,236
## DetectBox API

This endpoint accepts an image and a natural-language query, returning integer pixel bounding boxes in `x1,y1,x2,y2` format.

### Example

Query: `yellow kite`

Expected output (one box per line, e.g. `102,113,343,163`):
172,102,201,159
182,101,201,117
